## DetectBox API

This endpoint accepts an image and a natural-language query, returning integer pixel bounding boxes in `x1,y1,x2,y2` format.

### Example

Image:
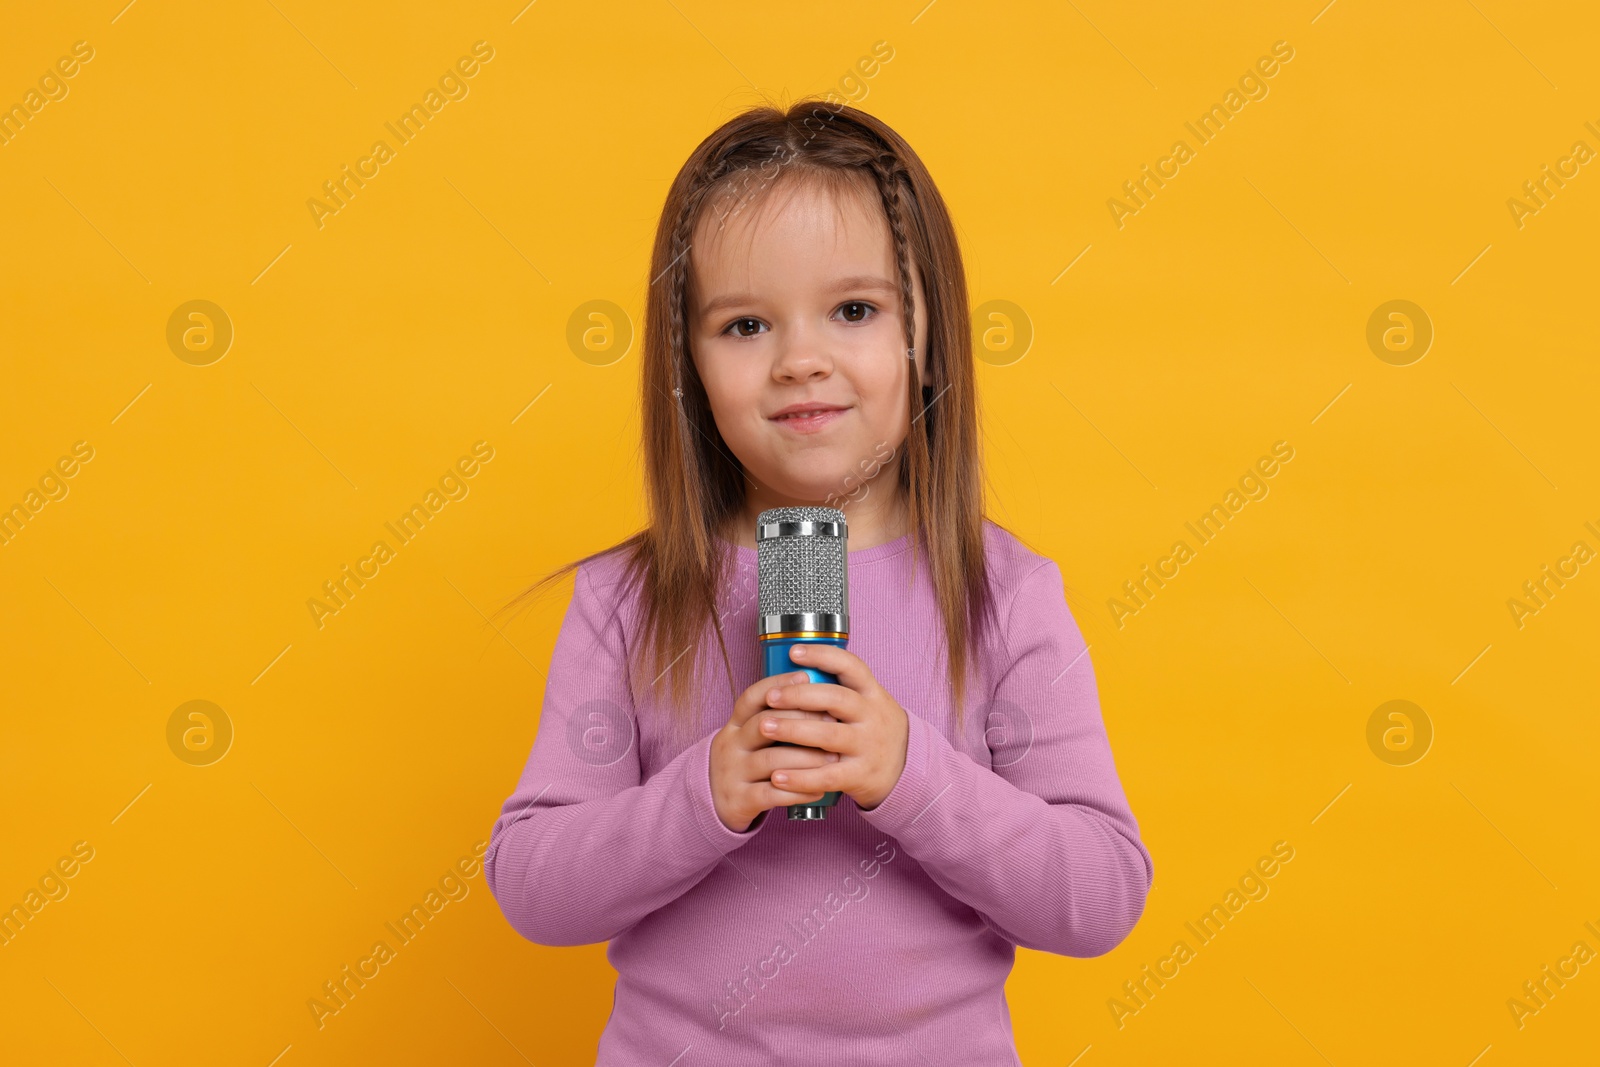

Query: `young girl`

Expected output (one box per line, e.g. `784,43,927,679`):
487,100,1153,1065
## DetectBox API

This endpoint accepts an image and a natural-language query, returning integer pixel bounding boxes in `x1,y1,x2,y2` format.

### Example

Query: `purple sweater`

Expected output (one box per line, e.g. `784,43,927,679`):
487,521,1153,1065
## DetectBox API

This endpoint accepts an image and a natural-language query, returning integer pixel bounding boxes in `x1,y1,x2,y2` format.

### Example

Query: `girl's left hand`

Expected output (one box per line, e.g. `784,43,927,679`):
758,644,909,811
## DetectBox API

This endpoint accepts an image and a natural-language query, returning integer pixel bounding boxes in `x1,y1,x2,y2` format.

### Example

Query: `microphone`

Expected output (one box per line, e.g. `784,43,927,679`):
756,505,848,820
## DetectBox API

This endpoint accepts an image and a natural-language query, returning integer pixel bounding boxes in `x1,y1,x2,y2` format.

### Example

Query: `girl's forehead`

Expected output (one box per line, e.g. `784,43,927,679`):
691,174,891,286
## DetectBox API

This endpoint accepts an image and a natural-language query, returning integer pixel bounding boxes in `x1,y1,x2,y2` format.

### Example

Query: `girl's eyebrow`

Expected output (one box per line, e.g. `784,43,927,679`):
699,275,897,319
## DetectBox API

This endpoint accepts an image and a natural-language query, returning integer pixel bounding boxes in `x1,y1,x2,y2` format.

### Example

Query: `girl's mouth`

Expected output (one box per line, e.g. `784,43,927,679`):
770,405,849,433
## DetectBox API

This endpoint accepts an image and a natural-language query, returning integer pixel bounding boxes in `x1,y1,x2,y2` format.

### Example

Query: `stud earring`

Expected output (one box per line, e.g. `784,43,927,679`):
906,347,916,360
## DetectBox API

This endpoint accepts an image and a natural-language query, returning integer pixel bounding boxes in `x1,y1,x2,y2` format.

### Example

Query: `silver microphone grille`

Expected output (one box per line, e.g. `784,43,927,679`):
755,506,848,619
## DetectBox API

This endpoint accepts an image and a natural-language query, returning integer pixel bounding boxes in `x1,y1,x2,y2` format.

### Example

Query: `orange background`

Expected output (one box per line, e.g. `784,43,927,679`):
2,1,1597,1064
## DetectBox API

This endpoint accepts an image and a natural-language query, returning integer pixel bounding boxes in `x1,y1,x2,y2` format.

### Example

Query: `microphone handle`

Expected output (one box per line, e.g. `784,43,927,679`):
761,635,847,820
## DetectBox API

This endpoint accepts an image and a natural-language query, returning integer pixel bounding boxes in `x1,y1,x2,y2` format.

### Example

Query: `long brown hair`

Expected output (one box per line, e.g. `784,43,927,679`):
496,99,1002,728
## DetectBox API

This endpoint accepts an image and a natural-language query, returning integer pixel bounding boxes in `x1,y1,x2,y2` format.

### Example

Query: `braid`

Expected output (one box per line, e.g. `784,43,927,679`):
664,193,703,398
652,163,748,700
866,151,935,590
663,157,737,569
674,158,749,700
869,154,918,363
665,156,736,401
865,146,973,717
663,187,705,557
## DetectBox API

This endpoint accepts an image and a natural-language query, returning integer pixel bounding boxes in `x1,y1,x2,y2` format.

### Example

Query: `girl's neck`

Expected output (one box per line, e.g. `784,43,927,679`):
725,483,910,553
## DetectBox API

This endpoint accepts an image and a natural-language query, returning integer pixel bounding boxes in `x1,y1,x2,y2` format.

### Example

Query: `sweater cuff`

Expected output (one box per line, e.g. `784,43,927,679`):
858,709,939,833
684,730,765,851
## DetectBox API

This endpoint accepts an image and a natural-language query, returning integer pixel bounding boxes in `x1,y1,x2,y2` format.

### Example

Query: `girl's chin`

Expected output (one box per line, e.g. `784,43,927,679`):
754,468,876,506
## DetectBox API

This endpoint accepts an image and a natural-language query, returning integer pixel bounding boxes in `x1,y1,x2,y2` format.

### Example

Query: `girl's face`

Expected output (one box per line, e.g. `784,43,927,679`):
688,175,928,520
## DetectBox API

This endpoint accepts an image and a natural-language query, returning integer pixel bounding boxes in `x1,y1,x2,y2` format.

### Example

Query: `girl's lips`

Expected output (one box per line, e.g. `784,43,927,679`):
770,407,848,433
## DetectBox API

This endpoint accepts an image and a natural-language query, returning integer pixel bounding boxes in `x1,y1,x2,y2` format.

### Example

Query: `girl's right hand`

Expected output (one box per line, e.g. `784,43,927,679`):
710,671,841,833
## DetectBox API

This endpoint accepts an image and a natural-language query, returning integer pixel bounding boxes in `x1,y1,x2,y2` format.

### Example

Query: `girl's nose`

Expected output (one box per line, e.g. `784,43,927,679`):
772,323,833,382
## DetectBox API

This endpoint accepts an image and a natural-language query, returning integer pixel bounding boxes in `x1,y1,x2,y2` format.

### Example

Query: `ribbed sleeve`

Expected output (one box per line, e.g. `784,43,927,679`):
858,559,1153,957
484,563,759,948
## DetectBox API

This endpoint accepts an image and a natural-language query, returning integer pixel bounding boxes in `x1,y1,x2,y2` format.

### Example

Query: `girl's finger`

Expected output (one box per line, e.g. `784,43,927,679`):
753,746,840,777
754,783,830,808
785,644,876,695
730,672,811,726
769,764,844,795
760,716,854,754
765,681,864,722
739,708,830,750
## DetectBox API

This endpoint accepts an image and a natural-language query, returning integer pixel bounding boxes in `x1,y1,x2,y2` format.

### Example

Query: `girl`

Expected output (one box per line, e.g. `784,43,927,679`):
487,100,1153,1065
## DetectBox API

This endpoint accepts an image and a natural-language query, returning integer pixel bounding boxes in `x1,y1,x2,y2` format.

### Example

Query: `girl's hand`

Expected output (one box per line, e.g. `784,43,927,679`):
757,644,909,812
710,672,841,833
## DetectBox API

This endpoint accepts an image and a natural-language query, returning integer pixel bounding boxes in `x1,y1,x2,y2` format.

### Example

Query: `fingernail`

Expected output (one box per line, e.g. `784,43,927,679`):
773,772,788,784
762,719,777,733
791,672,808,683
791,646,806,658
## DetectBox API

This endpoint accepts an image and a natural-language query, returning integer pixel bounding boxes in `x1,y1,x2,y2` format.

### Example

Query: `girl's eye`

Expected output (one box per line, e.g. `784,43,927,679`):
837,301,876,323
724,317,766,338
